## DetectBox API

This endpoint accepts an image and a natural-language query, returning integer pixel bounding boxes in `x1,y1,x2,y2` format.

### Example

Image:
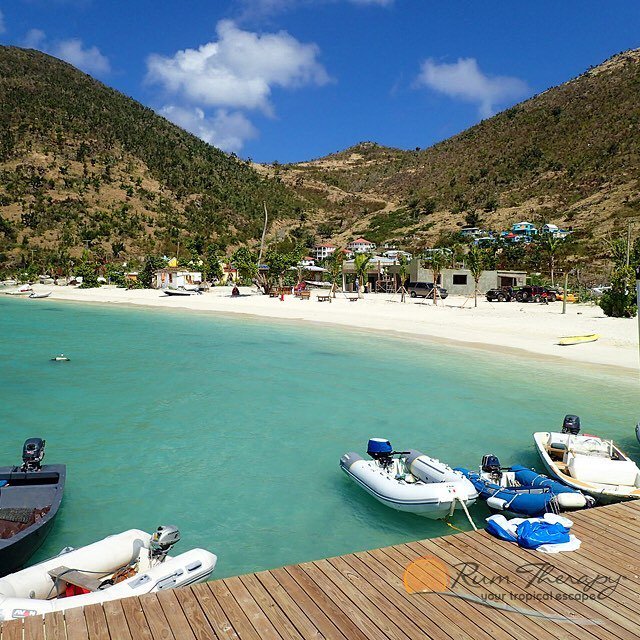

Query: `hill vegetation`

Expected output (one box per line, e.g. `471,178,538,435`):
0,46,303,272
276,49,640,270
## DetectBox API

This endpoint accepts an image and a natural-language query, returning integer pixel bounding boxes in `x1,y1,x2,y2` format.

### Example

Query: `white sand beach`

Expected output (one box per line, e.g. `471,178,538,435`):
11,284,640,373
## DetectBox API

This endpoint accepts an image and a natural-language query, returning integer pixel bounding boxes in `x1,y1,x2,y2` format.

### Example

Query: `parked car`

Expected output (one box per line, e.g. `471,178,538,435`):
407,282,449,299
485,287,515,302
514,285,557,303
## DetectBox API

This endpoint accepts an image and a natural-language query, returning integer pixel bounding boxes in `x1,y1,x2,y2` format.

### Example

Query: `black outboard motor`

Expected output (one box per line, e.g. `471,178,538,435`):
562,415,581,435
481,454,502,481
21,438,45,471
367,438,394,469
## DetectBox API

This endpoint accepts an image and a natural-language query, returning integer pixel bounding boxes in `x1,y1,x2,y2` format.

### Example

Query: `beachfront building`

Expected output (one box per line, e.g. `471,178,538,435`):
313,243,336,261
411,263,527,296
347,237,376,254
154,268,202,289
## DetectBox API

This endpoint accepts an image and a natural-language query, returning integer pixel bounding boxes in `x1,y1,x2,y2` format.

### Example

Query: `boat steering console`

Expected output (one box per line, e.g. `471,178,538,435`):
20,437,46,472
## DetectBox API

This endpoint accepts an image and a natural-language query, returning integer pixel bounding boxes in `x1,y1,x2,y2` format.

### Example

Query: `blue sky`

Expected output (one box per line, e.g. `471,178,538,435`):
1,1,639,163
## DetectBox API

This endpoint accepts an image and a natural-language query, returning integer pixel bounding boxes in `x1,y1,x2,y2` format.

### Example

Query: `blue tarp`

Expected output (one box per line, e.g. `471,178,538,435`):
516,520,571,549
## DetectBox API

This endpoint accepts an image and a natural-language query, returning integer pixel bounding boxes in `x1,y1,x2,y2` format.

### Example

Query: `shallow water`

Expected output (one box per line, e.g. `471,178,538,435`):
0,296,638,578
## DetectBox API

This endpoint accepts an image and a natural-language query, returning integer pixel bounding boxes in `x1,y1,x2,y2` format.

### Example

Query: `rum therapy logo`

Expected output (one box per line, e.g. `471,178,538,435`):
403,555,620,624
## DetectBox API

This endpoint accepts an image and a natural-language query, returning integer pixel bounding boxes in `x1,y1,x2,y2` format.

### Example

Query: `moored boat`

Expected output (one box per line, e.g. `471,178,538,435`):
50,354,70,362
0,439,65,576
340,438,478,519
456,454,592,518
0,525,216,620
534,415,640,503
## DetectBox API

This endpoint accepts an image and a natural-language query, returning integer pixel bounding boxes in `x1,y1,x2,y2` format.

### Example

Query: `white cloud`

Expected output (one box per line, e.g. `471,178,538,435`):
51,38,111,75
416,57,529,118
161,105,258,153
147,20,330,114
237,0,392,15
22,29,110,75
24,29,46,48
0,10,6,34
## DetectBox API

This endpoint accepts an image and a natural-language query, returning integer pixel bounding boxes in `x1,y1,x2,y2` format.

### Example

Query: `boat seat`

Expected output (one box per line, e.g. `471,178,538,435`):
48,566,102,592
545,443,567,460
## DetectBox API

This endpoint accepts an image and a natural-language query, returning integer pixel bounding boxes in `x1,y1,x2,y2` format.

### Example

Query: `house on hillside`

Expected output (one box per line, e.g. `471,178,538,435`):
347,237,376,254
542,223,572,239
511,222,538,237
313,244,336,261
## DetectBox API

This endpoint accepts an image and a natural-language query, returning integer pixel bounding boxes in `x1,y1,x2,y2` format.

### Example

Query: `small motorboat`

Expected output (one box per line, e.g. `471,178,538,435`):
50,354,70,362
29,291,52,299
635,422,640,445
558,333,599,346
163,287,198,296
0,525,217,620
534,415,640,503
4,284,32,296
340,438,478,519
456,455,592,518
0,439,65,576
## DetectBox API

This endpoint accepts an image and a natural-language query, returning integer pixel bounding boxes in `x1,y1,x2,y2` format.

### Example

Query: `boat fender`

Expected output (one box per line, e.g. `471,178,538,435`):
406,450,458,483
555,493,588,510
340,453,363,471
486,496,508,511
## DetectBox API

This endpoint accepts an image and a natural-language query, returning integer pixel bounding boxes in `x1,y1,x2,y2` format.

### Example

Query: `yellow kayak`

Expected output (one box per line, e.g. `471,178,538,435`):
558,334,599,346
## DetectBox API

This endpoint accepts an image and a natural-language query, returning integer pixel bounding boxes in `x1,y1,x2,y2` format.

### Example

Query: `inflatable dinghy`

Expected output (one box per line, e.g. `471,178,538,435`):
340,438,478,519
0,525,216,620
457,454,591,518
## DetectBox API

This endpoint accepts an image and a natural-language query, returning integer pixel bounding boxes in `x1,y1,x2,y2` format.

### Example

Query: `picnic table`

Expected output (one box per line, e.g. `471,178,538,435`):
317,294,331,302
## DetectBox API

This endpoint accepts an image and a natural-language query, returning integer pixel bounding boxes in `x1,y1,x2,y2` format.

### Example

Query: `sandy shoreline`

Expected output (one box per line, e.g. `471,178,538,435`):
4,284,639,375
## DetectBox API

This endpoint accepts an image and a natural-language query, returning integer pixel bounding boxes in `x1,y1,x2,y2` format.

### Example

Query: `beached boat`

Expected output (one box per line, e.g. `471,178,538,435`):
534,415,640,503
0,439,65,576
340,438,478,519
558,334,599,346
4,285,32,296
456,455,591,518
29,291,51,299
163,288,198,296
0,525,217,620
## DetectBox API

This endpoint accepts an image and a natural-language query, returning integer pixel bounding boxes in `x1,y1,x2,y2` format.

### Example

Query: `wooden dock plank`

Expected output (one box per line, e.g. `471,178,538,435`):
173,585,221,640
23,616,45,640
64,607,89,640
5,501,640,640
139,593,175,640
44,611,67,640
119,597,154,640
237,573,303,640
0,619,23,640
84,604,110,640
102,600,133,640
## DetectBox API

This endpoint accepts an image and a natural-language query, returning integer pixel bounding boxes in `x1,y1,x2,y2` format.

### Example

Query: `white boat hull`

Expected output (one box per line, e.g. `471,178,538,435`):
533,431,640,504
341,451,478,519
0,529,216,620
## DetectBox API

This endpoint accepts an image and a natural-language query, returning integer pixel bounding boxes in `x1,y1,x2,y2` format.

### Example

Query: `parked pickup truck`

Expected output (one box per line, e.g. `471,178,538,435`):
485,287,515,302
514,286,557,302
407,282,449,299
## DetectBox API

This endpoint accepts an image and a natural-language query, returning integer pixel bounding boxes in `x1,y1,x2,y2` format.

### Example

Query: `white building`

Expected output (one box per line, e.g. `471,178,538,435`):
154,268,202,289
347,237,376,254
313,244,336,261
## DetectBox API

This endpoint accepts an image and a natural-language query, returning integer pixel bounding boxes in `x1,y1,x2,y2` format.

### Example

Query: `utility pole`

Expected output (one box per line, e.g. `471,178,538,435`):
626,221,632,267
562,271,568,315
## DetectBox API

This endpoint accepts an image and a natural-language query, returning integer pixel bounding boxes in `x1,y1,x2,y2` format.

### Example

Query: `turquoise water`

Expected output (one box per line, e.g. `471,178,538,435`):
0,296,638,578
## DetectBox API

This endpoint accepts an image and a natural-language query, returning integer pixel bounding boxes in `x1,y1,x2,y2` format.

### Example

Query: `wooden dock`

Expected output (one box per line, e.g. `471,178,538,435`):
2,500,640,639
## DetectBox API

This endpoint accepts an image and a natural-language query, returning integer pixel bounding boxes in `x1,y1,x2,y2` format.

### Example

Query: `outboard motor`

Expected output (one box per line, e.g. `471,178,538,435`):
21,438,45,471
481,454,502,482
367,438,394,469
562,415,581,435
149,525,181,565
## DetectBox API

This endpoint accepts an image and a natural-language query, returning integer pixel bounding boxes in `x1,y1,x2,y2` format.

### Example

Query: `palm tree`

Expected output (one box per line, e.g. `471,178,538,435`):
466,245,485,307
422,250,448,305
397,254,409,302
326,251,344,298
354,252,372,298
541,233,562,286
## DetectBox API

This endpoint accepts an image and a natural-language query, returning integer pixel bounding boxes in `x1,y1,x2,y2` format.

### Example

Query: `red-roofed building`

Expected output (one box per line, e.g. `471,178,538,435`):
347,238,376,254
313,243,336,261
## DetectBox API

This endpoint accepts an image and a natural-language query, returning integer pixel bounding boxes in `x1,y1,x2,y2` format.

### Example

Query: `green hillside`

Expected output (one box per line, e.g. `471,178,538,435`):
0,46,302,269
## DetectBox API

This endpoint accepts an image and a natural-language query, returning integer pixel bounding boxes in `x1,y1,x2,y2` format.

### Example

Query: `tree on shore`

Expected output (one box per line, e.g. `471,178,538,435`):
466,245,485,308
354,253,372,298
422,250,448,305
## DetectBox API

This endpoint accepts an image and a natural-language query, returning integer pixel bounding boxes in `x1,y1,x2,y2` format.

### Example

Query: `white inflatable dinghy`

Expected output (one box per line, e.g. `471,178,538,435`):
0,525,216,621
340,438,478,519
